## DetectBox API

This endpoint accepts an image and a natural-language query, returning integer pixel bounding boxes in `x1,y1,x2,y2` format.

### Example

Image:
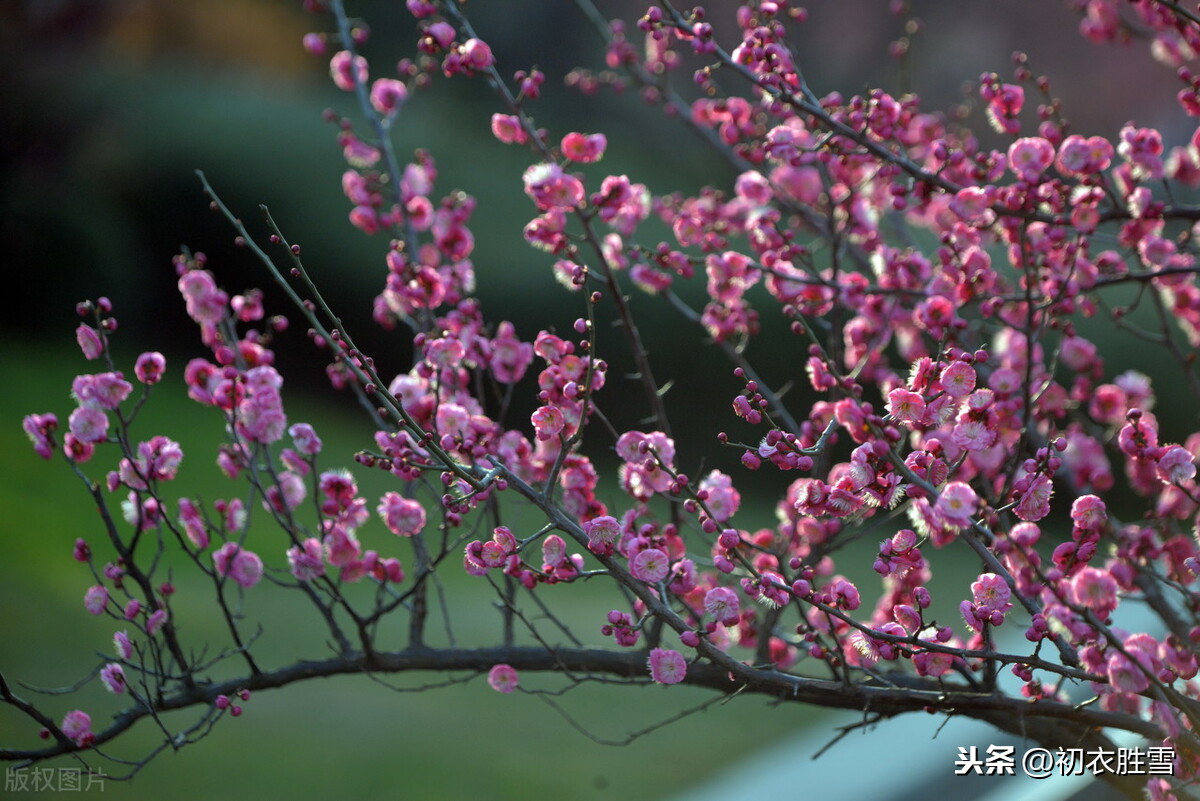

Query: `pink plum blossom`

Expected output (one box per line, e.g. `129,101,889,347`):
491,114,528,145
377,492,427,536
630,548,670,583
287,539,326,581
84,585,108,615
99,663,126,694
76,323,104,359
936,482,979,526
369,78,408,115
704,586,741,625
213,543,264,589
561,132,607,163
134,352,166,384
647,648,687,685
487,663,519,693
61,710,93,747
886,388,925,424
584,515,621,555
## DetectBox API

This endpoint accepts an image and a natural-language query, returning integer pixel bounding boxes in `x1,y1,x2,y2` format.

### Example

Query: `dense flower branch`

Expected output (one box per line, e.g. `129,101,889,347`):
8,1,1200,799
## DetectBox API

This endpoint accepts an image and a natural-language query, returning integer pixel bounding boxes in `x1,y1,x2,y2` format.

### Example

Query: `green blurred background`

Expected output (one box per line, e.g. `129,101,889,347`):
2,1,1195,799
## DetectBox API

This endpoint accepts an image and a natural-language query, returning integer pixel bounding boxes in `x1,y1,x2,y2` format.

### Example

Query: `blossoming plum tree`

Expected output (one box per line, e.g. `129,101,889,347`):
9,1,1200,798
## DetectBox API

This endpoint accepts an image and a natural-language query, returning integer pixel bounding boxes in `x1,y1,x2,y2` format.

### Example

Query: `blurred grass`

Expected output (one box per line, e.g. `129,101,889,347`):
1,339,827,801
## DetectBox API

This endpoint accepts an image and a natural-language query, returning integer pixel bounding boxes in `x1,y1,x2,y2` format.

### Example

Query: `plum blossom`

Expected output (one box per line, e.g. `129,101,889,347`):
939,361,976,398
698,470,740,522
1069,566,1118,616
1156,445,1196,484
113,631,133,660
1069,495,1107,530
522,163,585,211
22,413,57,459
971,573,1011,614
134,351,166,384
213,543,264,589
61,710,93,748
76,324,103,359
377,492,426,536
289,423,323,456
561,132,607,163
491,113,528,145
84,585,108,615
886,388,925,425
369,78,408,115
647,648,687,684
68,406,109,444
487,664,519,693
287,539,326,581
630,548,671,583
1013,474,1054,522
330,50,368,91
704,586,741,626
1007,137,1055,181
583,515,621,555
936,482,979,526
99,663,126,694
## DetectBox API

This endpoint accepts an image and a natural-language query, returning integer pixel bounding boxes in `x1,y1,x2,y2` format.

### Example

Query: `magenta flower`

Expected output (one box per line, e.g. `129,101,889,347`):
939,361,976,398
949,186,995,226
560,131,607,163
913,649,955,678
178,498,209,549
177,269,228,325
541,534,566,569
886,388,926,425
647,648,687,685
288,423,323,456
630,548,670,583
936,481,979,526
99,663,126,694
213,543,264,589
369,78,408,115
76,323,103,360
84,585,108,616
1013,474,1054,522
522,163,585,211
583,515,621,555
460,38,494,70
134,351,166,384
287,538,326,582
265,472,306,514
329,50,368,91
487,663,519,693
61,710,93,747
1007,136,1054,182
698,470,741,522
491,114,528,145
22,413,58,460
377,492,426,537
489,321,534,383
1155,444,1196,484
1107,651,1150,693
1069,566,1118,616
1069,495,1107,530
970,573,1011,614
146,609,168,635
68,406,109,444
113,631,133,660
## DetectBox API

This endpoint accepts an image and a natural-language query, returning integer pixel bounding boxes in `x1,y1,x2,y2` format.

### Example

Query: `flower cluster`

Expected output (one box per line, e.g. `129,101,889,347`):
13,2,1200,796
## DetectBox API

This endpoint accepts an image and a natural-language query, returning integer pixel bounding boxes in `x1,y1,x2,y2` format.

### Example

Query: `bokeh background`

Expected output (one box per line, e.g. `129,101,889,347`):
1,1,1193,799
